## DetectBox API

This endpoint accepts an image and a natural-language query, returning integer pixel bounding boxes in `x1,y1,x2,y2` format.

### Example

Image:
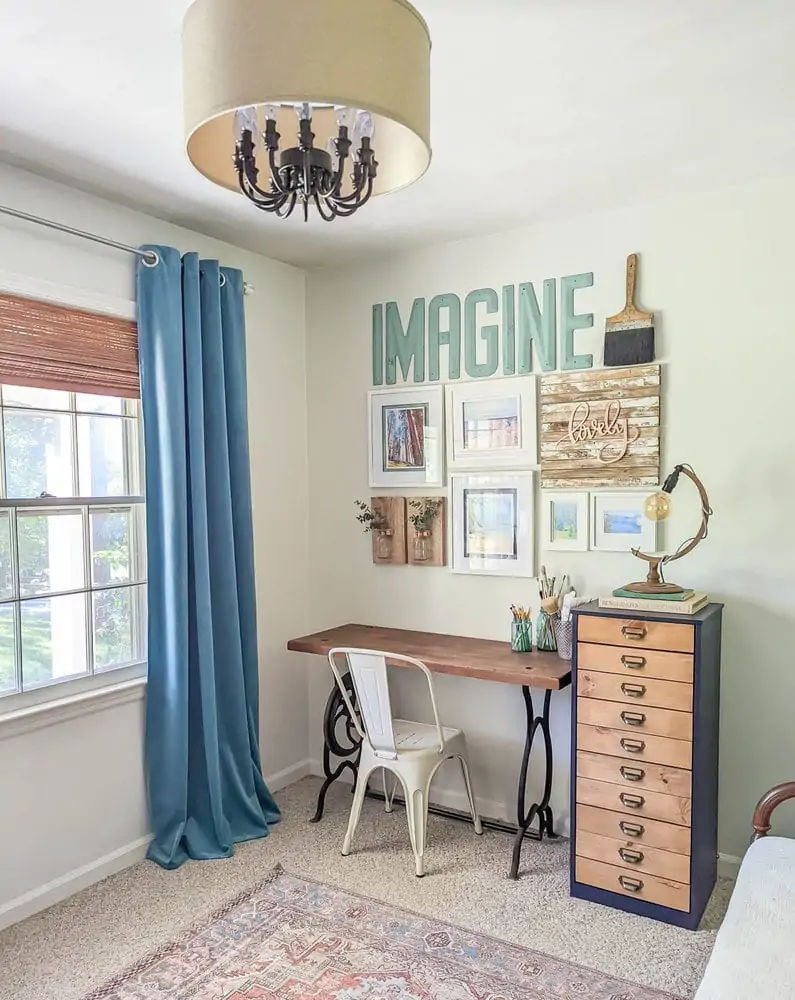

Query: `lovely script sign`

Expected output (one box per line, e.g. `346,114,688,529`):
539,365,660,488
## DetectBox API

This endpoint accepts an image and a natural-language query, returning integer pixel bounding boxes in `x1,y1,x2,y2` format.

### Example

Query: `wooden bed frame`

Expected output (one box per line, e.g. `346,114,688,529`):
752,781,795,840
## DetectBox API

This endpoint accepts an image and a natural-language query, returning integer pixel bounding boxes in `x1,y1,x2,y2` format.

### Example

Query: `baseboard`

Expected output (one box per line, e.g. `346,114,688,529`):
717,852,742,880
0,757,311,932
266,758,312,792
0,835,153,932
307,758,509,824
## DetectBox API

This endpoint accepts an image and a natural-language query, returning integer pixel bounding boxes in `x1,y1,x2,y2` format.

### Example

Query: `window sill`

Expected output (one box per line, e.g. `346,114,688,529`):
0,675,147,741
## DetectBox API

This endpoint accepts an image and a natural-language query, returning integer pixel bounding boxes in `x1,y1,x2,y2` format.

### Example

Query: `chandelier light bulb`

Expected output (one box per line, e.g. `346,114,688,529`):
336,106,356,130
233,106,259,141
262,104,280,122
354,110,375,140
644,491,673,522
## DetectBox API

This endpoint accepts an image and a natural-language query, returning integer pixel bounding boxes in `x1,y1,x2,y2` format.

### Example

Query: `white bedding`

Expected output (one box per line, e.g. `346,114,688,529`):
695,836,795,999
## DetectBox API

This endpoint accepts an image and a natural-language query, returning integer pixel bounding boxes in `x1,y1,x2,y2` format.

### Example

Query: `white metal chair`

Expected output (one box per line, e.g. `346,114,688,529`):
327,646,483,877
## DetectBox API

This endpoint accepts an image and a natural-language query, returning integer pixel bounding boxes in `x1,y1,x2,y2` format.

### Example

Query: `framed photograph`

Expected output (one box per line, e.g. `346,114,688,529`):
368,387,444,488
590,492,658,552
445,376,537,470
450,472,535,576
541,491,589,551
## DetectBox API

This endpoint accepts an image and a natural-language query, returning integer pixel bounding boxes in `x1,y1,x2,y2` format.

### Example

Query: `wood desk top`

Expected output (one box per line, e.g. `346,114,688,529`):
287,623,571,690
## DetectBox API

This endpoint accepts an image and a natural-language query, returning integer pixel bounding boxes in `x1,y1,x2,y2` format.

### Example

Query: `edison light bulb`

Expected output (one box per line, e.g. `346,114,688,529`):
644,490,673,522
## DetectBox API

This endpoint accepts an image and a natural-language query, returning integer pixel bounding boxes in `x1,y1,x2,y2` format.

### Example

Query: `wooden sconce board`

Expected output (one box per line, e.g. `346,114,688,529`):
407,497,447,567
371,496,407,564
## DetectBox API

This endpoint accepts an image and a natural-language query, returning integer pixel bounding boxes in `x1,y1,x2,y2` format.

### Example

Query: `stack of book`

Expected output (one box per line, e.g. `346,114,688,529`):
598,589,709,615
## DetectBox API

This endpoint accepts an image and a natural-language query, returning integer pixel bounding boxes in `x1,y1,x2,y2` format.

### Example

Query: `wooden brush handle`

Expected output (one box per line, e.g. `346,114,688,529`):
625,253,638,308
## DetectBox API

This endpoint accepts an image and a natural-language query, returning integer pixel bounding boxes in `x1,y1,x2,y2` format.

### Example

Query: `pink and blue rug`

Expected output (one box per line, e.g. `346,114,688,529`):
85,866,680,999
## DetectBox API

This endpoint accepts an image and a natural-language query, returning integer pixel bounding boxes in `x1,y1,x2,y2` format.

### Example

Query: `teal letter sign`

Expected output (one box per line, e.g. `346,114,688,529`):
385,298,425,383
464,288,499,379
428,293,461,380
518,279,556,372
372,272,595,384
560,272,594,370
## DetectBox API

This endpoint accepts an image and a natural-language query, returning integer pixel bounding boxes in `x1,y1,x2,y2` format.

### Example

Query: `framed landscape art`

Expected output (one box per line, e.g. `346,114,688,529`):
450,472,535,576
540,491,589,551
445,376,537,470
368,386,444,488
590,491,658,552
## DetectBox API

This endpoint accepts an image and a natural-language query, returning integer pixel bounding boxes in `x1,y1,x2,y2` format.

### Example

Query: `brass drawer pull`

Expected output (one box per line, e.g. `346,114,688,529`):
619,847,644,864
621,710,647,727
620,765,645,782
619,875,644,893
620,737,646,753
621,682,646,698
621,654,647,669
620,792,646,809
621,624,647,641
619,820,645,837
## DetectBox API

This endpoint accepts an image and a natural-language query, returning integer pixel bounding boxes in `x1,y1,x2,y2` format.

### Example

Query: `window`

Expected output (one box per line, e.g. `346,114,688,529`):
0,385,146,699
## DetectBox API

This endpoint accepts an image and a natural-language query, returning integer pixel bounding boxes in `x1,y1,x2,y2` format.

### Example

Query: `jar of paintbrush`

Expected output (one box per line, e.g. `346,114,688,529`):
536,567,570,652
510,605,532,653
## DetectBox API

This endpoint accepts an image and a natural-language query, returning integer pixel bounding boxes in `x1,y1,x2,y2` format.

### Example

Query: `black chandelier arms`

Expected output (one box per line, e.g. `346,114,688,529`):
233,110,378,222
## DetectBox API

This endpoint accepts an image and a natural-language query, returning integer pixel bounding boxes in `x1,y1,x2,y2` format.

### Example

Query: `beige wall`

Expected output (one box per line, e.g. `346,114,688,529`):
305,172,795,863
0,164,309,924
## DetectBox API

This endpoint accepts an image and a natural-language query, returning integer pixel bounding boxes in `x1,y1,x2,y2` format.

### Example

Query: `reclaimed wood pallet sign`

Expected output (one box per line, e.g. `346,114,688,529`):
539,364,660,489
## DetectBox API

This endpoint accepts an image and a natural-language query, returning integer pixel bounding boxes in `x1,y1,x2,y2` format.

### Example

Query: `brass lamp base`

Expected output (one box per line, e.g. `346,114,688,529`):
623,554,686,595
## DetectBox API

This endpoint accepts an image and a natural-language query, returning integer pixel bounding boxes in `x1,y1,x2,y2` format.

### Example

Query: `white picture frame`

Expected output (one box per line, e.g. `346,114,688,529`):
445,376,537,470
450,472,535,576
540,491,590,551
368,386,444,488
590,492,658,553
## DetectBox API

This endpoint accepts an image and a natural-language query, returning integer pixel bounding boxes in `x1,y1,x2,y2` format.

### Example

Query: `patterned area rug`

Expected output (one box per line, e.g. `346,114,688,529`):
85,866,682,1000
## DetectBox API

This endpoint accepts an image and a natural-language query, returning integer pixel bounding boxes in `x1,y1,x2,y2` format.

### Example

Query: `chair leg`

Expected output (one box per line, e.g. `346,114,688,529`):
383,768,395,812
405,785,429,877
342,767,372,857
457,755,483,835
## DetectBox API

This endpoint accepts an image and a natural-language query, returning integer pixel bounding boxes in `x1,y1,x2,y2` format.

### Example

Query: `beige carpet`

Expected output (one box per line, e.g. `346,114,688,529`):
0,777,731,1000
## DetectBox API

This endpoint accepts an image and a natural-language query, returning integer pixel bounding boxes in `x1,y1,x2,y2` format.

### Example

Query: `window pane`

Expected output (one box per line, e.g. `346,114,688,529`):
93,586,142,671
3,410,74,498
2,385,70,410
76,393,123,415
91,508,131,585
77,415,128,496
0,512,12,600
21,593,88,687
18,511,85,597
0,604,15,694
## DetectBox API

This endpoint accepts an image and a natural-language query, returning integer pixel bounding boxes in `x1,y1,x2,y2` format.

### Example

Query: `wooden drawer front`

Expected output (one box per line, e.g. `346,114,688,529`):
575,857,690,912
577,724,692,769
577,615,694,654
578,669,693,712
578,697,692,741
576,829,690,883
577,751,691,798
576,803,691,855
577,776,691,827
577,642,693,683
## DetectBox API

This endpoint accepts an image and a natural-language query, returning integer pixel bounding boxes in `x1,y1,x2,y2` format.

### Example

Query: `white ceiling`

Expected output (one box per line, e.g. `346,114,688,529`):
1,1,794,268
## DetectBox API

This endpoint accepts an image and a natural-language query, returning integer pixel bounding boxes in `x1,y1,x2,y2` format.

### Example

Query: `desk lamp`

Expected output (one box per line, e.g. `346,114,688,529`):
623,463,713,595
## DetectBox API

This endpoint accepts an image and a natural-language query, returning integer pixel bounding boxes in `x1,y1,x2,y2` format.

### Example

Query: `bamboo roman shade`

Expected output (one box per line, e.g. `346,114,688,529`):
0,293,139,398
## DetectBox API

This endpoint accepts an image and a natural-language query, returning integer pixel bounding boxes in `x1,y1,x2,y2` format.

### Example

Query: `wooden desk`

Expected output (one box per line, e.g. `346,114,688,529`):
287,623,572,878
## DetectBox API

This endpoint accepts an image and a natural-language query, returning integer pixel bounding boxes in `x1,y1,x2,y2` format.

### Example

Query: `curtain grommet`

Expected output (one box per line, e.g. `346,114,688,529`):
141,251,159,268
220,272,227,287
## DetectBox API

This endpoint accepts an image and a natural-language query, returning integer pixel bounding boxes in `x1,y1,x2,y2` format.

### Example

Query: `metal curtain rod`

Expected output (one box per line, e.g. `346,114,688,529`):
0,205,254,294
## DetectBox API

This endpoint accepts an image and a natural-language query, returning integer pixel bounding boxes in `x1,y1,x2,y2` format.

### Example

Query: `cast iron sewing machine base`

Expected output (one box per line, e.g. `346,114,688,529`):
311,677,558,878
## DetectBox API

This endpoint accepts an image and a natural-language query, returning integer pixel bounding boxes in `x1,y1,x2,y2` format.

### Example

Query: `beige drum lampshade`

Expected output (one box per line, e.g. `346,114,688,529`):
182,0,431,198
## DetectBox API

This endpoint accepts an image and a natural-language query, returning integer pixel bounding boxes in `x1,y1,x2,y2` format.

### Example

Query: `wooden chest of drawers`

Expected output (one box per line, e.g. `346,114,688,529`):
570,601,723,930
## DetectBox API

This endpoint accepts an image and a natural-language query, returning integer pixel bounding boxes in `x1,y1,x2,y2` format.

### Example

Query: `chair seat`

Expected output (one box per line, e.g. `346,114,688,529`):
392,719,464,755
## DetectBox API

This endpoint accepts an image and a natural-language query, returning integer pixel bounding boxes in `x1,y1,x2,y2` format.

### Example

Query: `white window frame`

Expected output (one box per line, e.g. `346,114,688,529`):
0,384,147,714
